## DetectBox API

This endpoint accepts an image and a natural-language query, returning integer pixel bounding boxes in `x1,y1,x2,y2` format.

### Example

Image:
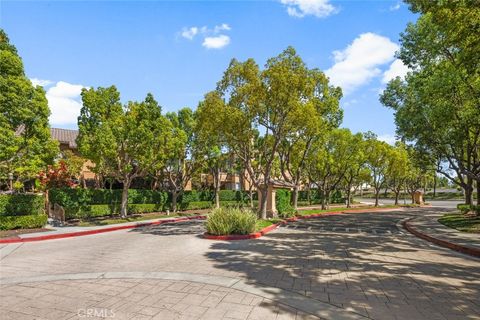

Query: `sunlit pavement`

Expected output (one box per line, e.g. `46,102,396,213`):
1,206,479,320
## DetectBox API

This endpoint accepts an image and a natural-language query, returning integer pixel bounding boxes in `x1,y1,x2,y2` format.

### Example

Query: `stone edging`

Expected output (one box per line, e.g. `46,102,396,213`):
0,215,207,244
204,206,405,241
0,271,366,320
403,218,480,258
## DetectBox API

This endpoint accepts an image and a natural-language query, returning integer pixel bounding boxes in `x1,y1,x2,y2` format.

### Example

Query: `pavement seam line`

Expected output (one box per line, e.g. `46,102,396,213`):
0,271,367,320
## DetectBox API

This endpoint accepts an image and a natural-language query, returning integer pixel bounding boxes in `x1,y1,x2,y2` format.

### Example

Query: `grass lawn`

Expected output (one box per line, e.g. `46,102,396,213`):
438,213,480,233
255,219,283,231
76,213,191,227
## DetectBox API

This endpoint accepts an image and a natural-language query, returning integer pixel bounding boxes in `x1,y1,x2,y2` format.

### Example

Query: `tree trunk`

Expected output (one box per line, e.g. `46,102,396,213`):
384,187,388,198
433,174,437,198
465,177,473,205
120,180,130,218
214,169,220,209
249,188,254,209
171,191,178,213
394,190,400,205
477,182,479,206
259,187,268,219
324,190,331,209
292,185,299,211
346,186,351,208
320,189,326,210
374,188,380,207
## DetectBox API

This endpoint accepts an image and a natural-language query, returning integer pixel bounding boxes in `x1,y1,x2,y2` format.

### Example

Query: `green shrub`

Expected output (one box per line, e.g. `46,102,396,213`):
205,207,257,235
128,203,162,214
0,194,45,216
50,188,169,213
0,214,48,230
179,201,212,211
458,204,480,214
276,189,295,217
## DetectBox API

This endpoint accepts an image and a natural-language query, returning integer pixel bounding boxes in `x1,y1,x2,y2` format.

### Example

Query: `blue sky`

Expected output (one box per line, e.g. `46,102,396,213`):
1,0,416,143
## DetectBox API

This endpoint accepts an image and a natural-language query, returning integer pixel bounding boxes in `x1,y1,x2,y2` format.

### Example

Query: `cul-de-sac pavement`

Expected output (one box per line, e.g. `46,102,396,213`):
1,202,479,320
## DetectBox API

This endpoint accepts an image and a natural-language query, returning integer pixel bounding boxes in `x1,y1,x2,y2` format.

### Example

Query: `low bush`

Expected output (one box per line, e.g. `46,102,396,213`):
276,189,295,218
0,214,48,230
0,194,45,216
179,201,212,211
205,207,257,235
457,204,480,214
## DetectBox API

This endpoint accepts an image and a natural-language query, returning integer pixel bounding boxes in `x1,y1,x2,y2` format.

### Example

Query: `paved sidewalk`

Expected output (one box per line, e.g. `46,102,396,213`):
405,211,480,253
0,215,206,242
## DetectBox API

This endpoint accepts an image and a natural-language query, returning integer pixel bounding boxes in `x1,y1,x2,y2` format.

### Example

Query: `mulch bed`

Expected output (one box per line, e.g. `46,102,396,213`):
0,228,52,239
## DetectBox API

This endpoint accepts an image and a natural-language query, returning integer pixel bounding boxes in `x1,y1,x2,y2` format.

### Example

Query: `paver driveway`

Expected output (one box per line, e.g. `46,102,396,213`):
1,208,479,320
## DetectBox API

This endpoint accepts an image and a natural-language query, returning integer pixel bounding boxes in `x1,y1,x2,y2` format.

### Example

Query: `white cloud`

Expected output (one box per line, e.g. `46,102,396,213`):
280,0,337,18
382,59,409,83
214,23,231,33
30,78,53,87
46,81,85,126
202,35,230,49
181,27,199,40
390,2,401,11
377,134,398,145
325,32,399,95
180,24,232,49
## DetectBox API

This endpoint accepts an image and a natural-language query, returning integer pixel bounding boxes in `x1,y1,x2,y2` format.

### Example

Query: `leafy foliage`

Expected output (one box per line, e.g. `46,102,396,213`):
0,29,58,185
205,207,257,235
0,214,48,230
0,194,45,216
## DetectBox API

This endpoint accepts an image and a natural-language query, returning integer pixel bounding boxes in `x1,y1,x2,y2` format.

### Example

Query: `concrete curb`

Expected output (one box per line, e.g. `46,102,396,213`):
0,271,366,320
204,206,406,241
0,215,207,244
403,218,480,258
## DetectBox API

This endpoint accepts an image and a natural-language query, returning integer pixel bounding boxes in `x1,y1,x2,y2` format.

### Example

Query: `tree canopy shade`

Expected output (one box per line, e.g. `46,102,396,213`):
380,0,480,205
199,46,342,218
0,29,58,187
77,87,172,217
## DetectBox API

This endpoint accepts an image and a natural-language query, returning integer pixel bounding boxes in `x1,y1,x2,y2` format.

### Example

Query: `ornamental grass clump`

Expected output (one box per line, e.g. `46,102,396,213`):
206,207,257,235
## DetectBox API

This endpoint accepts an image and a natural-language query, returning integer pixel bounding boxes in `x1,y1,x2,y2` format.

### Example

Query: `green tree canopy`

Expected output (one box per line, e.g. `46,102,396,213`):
0,29,58,187
77,87,172,217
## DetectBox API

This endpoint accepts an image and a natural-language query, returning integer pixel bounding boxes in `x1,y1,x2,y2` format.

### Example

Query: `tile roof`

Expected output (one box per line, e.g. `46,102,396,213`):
50,128,78,148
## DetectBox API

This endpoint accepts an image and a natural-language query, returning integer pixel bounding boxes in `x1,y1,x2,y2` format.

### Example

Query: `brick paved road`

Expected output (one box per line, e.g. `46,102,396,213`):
1,208,479,319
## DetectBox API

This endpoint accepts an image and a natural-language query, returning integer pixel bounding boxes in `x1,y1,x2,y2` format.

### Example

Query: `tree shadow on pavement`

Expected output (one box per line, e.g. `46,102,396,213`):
203,209,480,320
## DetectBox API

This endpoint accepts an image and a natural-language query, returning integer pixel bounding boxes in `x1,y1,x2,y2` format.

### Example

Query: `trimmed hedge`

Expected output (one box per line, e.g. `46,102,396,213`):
65,203,166,219
0,194,45,216
49,188,169,208
0,214,48,230
457,204,480,214
51,188,253,218
297,189,345,204
276,189,295,218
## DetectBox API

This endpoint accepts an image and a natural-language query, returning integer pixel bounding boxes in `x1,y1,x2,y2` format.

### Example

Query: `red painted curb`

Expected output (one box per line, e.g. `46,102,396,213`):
204,206,405,241
403,219,480,258
0,215,207,244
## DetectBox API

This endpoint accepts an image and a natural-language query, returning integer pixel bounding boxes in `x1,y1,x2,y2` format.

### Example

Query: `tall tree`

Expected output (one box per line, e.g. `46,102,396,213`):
386,143,410,205
364,134,391,207
0,29,57,187
77,87,172,217
341,132,368,208
213,47,342,218
306,129,357,210
161,107,201,212
381,1,480,205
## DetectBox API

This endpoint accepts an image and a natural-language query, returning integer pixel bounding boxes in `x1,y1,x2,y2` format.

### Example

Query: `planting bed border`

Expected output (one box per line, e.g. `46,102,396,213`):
204,206,406,241
0,215,206,244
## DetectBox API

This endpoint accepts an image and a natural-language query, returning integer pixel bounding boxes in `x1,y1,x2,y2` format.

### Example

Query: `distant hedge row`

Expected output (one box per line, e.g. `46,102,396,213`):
0,194,45,216
0,194,47,230
49,188,257,219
